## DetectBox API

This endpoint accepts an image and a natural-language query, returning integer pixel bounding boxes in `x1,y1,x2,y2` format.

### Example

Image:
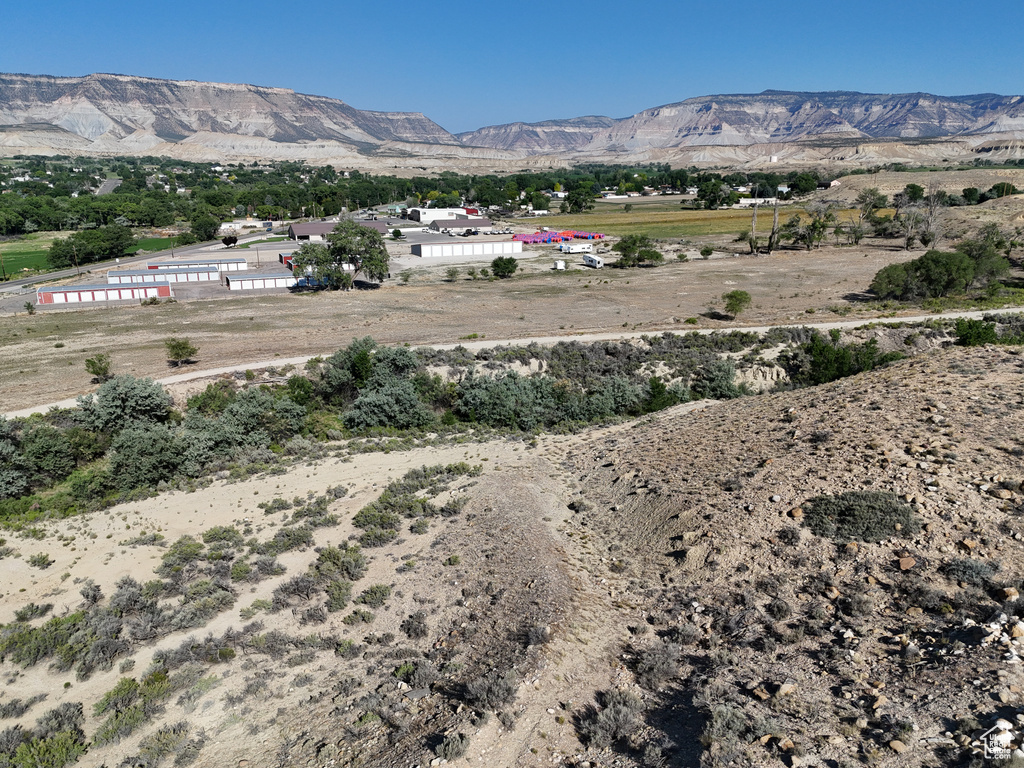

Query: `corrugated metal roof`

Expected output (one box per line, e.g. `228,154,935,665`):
38,282,173,292
110,268,219,276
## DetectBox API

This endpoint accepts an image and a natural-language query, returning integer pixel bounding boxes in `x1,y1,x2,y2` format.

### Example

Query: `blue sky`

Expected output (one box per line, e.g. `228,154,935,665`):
3,0,1022,133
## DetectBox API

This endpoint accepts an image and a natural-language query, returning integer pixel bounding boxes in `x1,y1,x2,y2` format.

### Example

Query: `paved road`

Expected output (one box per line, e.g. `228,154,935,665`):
94,179,122,195
6,306,1022,419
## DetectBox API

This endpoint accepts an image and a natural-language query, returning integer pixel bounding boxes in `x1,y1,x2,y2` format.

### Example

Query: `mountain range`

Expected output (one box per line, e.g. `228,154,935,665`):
2,73,1024,169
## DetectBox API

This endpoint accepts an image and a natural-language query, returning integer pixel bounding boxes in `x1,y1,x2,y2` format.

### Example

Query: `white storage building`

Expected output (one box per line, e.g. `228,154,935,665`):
411,241,522,259
148,257,248,272
225,273,297,291
108,268,220,284
37,283,174,305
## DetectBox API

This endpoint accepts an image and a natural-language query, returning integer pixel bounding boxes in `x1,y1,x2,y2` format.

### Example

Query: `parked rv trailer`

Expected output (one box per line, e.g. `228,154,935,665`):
582,254,604,269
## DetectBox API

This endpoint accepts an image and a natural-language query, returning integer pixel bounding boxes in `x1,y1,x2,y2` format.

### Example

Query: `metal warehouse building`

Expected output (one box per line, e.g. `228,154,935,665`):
107,268,220,284
225,273,297,290
147,257,248,272
411,241,522,258
37,283,174,305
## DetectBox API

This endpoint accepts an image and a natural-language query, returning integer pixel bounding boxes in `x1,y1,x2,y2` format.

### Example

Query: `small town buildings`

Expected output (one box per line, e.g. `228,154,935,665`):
37,283,173,305
108,268,220,284
148,257,248,272
411,241,522,258
428,217,493,233
224,273,297,290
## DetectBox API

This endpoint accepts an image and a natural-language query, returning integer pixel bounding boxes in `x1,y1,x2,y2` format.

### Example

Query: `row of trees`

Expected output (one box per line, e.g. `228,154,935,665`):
869,225,1013,300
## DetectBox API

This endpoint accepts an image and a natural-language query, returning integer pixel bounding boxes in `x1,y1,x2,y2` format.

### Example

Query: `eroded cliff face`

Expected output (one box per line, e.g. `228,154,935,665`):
2,74,1023,169
0,72,462,149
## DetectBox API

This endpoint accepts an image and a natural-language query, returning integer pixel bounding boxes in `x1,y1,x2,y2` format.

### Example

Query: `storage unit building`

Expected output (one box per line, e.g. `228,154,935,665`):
37,283,173,305
411,241,522,259
108,268,220,284
147,257,247,272
225,273,297,291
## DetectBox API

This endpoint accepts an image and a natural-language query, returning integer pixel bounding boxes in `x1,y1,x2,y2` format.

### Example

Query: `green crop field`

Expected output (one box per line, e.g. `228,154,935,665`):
533,203,861,240
129,237,177,254
0,233,62,277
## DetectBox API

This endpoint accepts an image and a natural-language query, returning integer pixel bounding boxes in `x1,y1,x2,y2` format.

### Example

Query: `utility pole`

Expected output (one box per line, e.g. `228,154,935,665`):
72,243,81,276
0,247,7,281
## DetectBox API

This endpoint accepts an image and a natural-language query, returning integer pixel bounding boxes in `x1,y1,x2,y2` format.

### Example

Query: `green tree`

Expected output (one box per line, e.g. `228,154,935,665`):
565,187,596,214
722,289,751,318
190,214,220,241
445,267,460,282
854,188,888,224
84,353,112,383
612,234,664,267
903,183,925,203
962,187,981,205
491,257,518,278
165,338,198,366
291,242,350,290
327,220,390,283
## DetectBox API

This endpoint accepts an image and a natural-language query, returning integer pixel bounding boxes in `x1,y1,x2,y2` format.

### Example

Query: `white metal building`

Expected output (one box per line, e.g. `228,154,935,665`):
37,283,174,305
225,273,297,291
148,257,248,272
107,268,220,284
406,207,467,224
411,241,522,259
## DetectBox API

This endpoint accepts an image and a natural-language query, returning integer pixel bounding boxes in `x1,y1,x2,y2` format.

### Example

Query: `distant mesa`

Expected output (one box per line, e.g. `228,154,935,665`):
1,73,1023,168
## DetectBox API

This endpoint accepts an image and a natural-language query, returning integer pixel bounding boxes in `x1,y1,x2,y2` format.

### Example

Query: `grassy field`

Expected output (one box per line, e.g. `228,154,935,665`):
129,237,177,254
238,236,288,249
0,233,63,276
533,202,866,240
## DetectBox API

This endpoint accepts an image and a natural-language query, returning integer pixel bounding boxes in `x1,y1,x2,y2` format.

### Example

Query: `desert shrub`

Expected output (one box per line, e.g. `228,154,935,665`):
310,544,367,582
0,695,46,720
435,732,471,760
186,381,236,416
801,491,919,543
410,660,438,688
201,525,242,548
358,528,398,548
10,729,86,768
780,331,904,387
766,598,793,620
325,580,353,612
109,425,183,490
465,670,518,710
941,558,1000,587
229,561,252,582
28,553,54,570
93,678,140,717
635,642,680,689
77,375,173,434
20,426,77,484
400,612,428,640
14,603,53,622
136,721,190,768
955,318,998,347
342,610,375,625
255,525,314,556
343,378,434,431
92,704,147,746
334,640,362,659
577,688,644,748
700,703,748,747
355,585,391,608
690,359,741,400
156,536,205,580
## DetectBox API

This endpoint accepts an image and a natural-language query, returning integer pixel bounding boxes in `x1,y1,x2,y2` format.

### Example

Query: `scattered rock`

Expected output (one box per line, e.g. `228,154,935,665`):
1005,587,1020,601
898,556,916,570
889,739,909,754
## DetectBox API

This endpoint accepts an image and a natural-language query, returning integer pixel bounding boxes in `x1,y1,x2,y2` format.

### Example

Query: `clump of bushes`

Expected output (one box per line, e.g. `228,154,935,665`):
577,688,644,748
465,670,518,711
801,491,919,543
